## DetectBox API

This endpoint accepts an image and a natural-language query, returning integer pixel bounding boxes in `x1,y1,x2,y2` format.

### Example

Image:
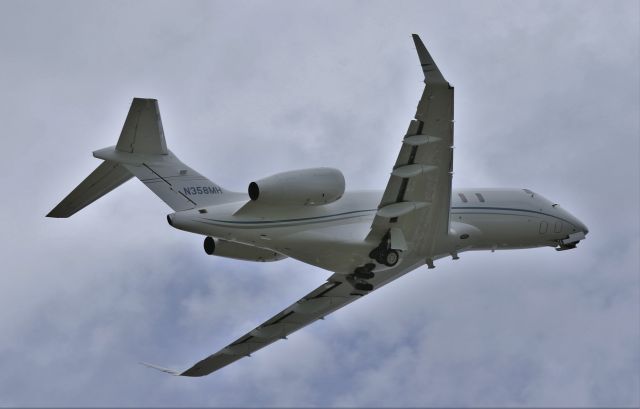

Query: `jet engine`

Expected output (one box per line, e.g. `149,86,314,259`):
203,237,287,262
248,167,345,206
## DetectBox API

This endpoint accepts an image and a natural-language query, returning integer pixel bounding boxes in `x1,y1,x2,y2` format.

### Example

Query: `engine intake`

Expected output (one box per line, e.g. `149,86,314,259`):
248,167,345,206
203,236,287,262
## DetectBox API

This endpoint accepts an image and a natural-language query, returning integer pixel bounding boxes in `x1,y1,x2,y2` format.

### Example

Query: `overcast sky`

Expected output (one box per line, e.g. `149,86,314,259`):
0,0,638,407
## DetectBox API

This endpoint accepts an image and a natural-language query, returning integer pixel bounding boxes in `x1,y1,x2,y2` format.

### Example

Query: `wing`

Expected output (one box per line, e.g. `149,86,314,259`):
368,34,454,256
142,35,451,378
144,256,421,377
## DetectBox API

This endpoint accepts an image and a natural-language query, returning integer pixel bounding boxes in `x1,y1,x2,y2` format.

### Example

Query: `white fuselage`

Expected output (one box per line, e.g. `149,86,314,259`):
168,187,588,274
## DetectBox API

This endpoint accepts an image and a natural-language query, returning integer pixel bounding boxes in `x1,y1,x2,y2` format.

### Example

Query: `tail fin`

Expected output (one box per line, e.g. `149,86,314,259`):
115,98,168,155
48,98,238,218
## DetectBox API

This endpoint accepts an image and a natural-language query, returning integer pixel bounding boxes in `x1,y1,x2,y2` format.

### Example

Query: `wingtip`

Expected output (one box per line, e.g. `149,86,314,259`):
412,34,428,56
410,34,447,84
139,361,182,376
132,97,158,103
411,33,424,47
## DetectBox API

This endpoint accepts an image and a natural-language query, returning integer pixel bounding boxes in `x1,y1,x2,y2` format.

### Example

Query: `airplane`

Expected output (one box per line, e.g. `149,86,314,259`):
47,34,588,377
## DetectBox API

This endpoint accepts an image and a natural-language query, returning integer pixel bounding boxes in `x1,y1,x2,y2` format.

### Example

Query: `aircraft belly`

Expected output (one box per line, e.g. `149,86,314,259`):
267,219,375,273
453,212,550,249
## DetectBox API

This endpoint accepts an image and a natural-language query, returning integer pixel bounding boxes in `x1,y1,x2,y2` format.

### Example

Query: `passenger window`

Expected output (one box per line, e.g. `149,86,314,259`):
458,193,468,203
475,193,485,203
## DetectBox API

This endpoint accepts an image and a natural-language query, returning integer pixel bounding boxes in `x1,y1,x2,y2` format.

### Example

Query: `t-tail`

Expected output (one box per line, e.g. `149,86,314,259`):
47,98,241,218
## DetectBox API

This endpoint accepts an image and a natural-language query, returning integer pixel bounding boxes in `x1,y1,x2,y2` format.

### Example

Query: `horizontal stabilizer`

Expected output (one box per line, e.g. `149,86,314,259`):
47,161,133,218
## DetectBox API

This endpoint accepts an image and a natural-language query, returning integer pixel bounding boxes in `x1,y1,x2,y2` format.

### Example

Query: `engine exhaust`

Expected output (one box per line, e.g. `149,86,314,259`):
203,236,215,255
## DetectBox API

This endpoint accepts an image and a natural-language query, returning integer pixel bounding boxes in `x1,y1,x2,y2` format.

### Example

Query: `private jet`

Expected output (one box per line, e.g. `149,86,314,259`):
47,34,588,376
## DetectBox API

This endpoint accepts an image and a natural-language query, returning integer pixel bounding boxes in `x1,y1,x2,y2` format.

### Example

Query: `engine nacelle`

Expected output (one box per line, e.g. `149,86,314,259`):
203,237,287,262
248,167,345,206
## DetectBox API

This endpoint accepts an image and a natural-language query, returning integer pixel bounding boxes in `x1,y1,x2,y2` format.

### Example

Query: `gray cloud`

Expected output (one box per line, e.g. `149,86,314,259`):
0,0,638,406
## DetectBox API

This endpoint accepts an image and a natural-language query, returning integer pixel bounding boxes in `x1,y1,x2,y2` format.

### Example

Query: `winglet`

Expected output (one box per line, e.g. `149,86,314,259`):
411,34,447,84
139,361,182,376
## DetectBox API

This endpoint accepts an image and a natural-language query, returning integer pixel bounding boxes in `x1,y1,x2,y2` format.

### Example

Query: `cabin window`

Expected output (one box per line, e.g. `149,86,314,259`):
475,193,485,203
458,193,468,203
554,222,562,233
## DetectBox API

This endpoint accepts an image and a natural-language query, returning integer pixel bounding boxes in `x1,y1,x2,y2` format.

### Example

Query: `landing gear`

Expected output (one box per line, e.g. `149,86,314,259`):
556,232,585,251
384,250,399,267
353,263,376,279
369,247,382,263
368,230,402,267
346,274,374,294
346,229,404,294
369,244,400,267
556,242,577,251
348,263,376,293
353,282,373,292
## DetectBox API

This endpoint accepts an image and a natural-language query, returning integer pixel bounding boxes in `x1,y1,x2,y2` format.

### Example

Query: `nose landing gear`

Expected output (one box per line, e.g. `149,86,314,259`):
556,242,578,251
556,231,585,251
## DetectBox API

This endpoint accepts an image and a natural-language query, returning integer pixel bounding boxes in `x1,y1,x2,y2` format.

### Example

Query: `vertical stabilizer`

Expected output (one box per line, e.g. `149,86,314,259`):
116,98,168,155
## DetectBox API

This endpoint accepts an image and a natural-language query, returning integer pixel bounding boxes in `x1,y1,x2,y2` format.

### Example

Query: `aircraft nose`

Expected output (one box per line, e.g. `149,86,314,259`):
557,206,588,236
572,216,589,235
580,223,589,235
